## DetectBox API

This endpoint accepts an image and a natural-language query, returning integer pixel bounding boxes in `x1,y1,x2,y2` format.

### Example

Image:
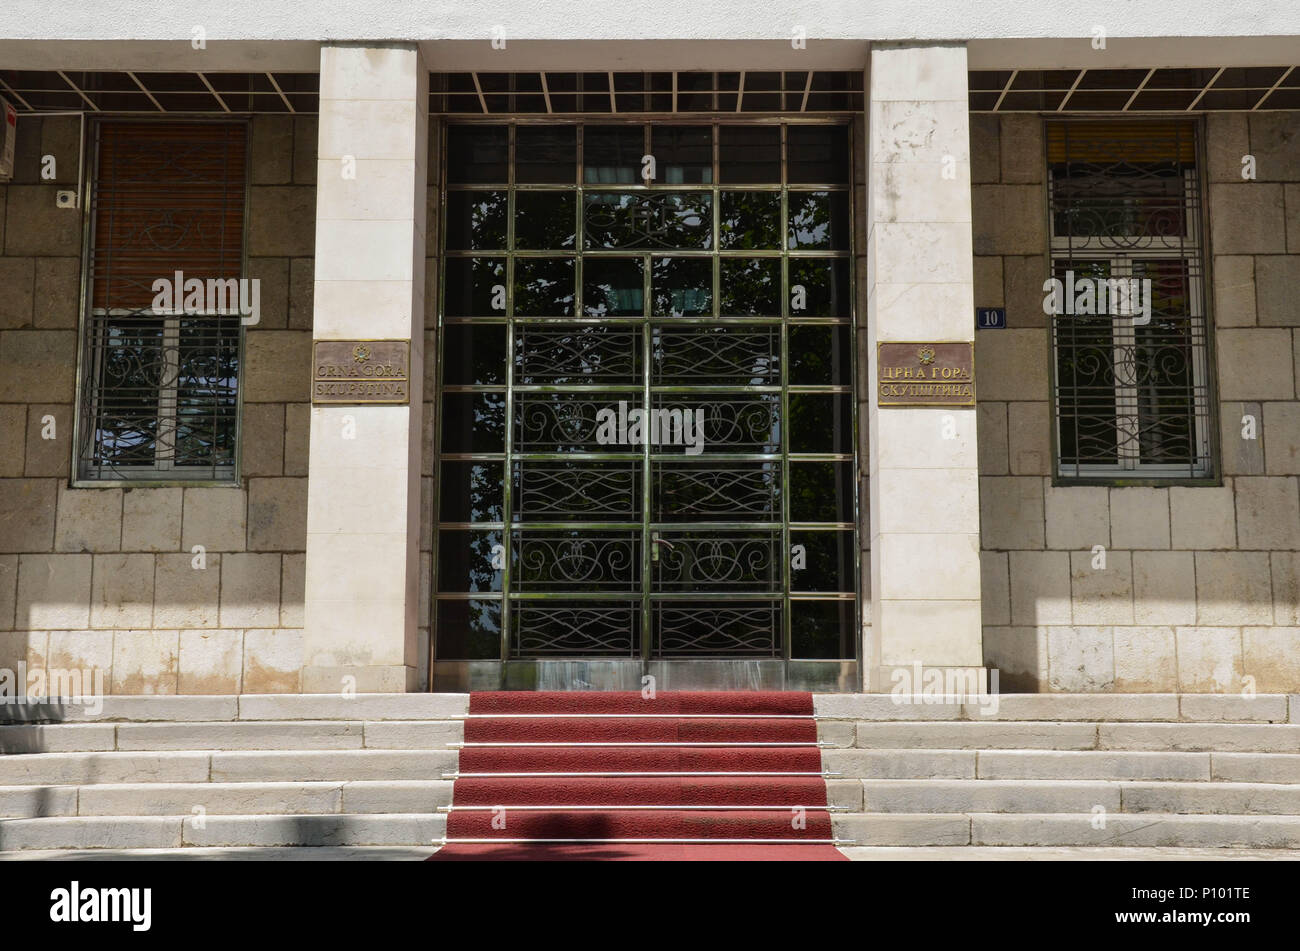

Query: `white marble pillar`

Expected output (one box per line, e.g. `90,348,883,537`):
302,44,428,692
865,43,983,688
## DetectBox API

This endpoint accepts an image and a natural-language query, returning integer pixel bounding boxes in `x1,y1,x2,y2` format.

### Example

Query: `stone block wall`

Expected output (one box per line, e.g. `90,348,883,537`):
0,114,316,694
972,111,1300,693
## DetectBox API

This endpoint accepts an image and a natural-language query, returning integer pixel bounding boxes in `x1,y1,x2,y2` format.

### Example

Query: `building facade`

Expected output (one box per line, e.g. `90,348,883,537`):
1,3,1299,696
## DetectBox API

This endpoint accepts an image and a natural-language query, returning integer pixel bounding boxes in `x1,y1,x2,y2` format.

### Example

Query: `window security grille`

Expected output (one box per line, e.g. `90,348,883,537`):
76,121,247,483
1046,120,1214,481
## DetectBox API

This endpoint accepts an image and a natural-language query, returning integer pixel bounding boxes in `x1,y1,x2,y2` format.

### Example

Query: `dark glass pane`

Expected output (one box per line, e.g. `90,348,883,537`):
789,324,851,385
789,258,850,317
514,392,625,453
788,126,849,184
789,393,852,453
439,461,504,523
174,316,240,469
654,325,780,385
1050,163,1188,240
787,190,850,250
584,192,712,250
444,190,507,251
435,599,501,659
789,462,855,522
515,324,641,385
1133,258,1196,465
441,324,506,385
583,125,643,183
651,125,712,184
514,191,576,249
440,392,505,453
513,460,640,520
720,126,780,183
654,461,780,521
443,258,506,317
447,125,508,184
513,257,575,316
667,393,781,453
513,600,638,656
1053,260,1117,467
719,258,780,316
651,257,713,316
790,531,855,592
654,531,781,592
791,599,854,659
516,125,577,183
719,191,782,250
90,318,164,468
583,257,645,317
437,529,504,592
512,529,640,591
655,600,780,656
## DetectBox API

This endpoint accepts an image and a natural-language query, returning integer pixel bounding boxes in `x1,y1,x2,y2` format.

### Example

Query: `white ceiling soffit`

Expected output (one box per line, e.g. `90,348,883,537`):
0,0,1297,43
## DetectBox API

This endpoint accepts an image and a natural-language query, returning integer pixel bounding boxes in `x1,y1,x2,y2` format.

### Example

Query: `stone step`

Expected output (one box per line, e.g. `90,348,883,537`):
0,780,456,819
0,846,439,861
210,750,458,783
6,718,1295,754
813,694,1295,723
0,751,213,786
823,748,1300,782
969,813,1300,849
0,694,472,725
846,779,1300,815
845,721,1099,750
0,749,459,786
3,693,1292,725
836,846,1300,861
859,779,1120,813
0,720,468,753
975,750,1213,781
840,721,1300,752
0,814,448,850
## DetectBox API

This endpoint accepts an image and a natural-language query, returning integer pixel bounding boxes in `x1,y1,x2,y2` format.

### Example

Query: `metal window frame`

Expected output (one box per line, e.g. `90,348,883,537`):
430,115,860,688
70,116,251,489
1044,116,1221,488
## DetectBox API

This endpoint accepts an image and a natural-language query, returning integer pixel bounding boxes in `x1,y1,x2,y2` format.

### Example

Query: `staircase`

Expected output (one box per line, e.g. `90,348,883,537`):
1,692,1298,858
434,691,847,860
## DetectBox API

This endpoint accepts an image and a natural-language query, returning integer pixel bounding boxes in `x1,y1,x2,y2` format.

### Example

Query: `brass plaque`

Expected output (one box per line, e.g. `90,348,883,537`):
312,340,411,405
877,342,975,407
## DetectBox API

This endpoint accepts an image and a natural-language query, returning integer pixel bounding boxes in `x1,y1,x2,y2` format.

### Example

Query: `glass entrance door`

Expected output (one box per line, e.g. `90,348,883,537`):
433,120,858,690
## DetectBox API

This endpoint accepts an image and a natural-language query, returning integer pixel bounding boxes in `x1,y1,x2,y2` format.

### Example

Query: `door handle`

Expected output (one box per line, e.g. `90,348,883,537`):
650,533,675,562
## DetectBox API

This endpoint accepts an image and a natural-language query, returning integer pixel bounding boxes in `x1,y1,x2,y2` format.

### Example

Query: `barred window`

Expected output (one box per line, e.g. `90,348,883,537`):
1047,120,1214,481
75,121,247,483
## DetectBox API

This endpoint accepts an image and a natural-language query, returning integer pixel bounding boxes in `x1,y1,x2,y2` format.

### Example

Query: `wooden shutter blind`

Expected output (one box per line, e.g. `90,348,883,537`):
1046,120,1196,165
90,121,247,310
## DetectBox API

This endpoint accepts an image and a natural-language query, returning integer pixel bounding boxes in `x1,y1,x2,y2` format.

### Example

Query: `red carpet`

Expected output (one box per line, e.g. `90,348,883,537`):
429,691,847,862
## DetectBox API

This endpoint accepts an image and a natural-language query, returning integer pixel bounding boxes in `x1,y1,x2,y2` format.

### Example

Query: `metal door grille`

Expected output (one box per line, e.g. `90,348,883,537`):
433,119,858,672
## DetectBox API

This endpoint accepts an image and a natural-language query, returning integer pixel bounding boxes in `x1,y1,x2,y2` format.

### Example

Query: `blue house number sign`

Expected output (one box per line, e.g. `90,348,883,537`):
976,307,1006,330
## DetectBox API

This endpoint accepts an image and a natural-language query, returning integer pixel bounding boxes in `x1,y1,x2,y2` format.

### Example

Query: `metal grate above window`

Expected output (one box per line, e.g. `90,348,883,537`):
0,70,318,114
1046,119,1215,482
430,71,864,115
75,121,248,484
972,67,1300,112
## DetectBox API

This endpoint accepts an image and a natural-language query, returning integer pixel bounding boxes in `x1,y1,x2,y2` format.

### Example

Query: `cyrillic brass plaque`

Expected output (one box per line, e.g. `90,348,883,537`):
312,340,410,405
877,342,975,407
